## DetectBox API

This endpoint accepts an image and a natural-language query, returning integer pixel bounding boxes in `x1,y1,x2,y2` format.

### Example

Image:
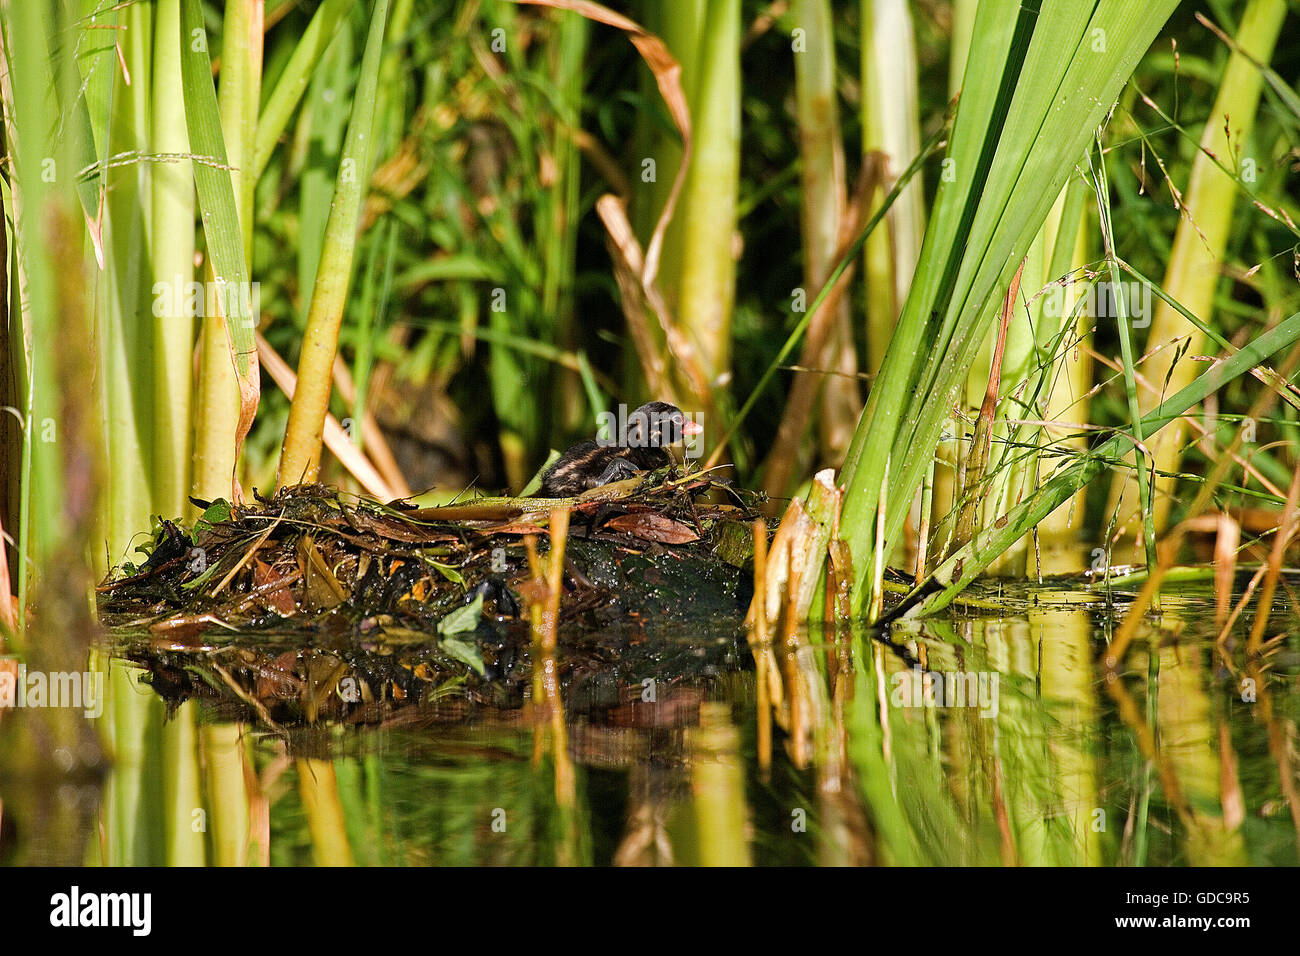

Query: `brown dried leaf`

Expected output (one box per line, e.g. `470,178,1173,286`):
604,513,699,544
253,559,297,616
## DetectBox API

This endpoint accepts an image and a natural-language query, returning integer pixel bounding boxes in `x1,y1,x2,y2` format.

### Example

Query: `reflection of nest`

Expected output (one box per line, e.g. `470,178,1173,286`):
98,480,760,734
118,622,744,738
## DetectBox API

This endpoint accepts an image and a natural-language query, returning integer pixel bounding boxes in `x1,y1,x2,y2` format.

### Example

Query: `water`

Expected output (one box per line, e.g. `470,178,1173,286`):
2,577,1298,866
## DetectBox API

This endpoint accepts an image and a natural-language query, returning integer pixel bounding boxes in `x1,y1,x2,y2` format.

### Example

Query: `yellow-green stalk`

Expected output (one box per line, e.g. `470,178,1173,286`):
278,0,391,486
861,0,926,376
792,0,859,464
180,0,260,505
97,1,169,866
196,0,264,864
1109,0,1286,534
152,0,195,518
672,0,740,392
636,0,704,270
758,0,855,500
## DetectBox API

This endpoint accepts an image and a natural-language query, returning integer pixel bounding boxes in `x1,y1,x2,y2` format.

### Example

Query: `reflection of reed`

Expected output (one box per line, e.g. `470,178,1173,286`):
524,508,581,864
688,702,750,866
612,763,679,866
1031,598,1102,865
202,722,259,866
1155,641,1246,865
1105,660,1216,864
819,630,874,866
162,702,205,865
1246,659,1300,855
297,757,354,865
746,483,875,863
751,519,772,774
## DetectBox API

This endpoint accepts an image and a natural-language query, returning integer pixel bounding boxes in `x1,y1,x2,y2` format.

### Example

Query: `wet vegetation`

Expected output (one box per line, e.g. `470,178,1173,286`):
1,0,1299,867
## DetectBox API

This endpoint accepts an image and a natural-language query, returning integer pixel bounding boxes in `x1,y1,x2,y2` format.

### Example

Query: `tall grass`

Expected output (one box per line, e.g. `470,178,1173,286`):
1107,0,1288,540
2,0,1298,649
840,0,1184,614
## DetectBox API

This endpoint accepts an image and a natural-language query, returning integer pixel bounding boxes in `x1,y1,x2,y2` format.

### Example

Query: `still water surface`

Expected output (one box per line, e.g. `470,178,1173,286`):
2,576,1297,866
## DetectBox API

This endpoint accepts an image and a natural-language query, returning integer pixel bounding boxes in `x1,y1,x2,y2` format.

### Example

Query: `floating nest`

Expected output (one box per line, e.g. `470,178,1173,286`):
98,473,765,728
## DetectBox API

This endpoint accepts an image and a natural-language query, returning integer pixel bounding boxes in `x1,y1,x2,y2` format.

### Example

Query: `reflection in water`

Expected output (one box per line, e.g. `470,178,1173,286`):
1,579,1298,866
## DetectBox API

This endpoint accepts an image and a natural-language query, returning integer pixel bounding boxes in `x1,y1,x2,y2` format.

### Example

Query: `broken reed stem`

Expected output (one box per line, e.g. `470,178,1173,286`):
543,507,570,651
783,556,806,769
752,519,769,640
823,552,837,644
1213,513,1240,631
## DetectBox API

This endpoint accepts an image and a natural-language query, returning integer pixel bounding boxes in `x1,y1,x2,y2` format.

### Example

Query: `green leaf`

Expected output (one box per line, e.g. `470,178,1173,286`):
439,636,486,676
192,500,233,540
839,0,1182,613
437,591,485,636
424,556,464,586
436,592,486,676
177,0,255,378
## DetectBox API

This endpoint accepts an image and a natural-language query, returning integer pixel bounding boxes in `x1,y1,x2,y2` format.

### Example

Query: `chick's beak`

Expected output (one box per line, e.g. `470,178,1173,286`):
682,419,703,436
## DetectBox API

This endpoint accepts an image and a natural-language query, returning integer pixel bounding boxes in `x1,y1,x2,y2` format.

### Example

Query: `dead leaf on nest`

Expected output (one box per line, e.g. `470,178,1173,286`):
253,559,298,616
603,513,699,544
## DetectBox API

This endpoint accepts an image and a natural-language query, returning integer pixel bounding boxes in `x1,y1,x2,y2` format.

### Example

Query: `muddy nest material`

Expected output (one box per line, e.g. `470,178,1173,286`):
98,477,763,718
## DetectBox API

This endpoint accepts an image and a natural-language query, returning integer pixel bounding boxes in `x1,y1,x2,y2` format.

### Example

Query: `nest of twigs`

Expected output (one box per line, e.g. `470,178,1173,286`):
98,473,764,727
